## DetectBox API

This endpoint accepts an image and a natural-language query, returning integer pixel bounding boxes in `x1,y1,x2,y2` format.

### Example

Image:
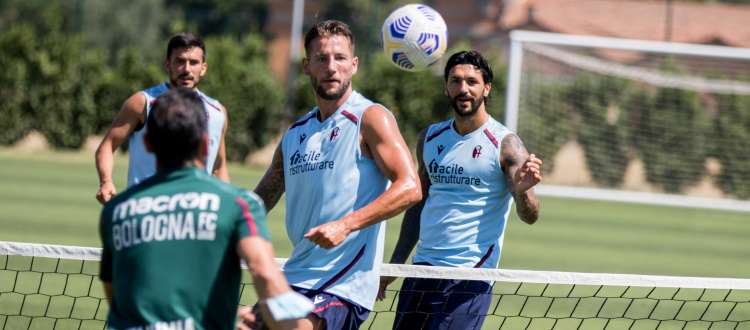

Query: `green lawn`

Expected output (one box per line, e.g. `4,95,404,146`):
2,148,750,329
1,148,749,279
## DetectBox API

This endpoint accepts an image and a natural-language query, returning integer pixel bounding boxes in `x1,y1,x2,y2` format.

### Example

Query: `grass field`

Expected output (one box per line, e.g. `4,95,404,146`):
1,148,749,329
1,148,749,279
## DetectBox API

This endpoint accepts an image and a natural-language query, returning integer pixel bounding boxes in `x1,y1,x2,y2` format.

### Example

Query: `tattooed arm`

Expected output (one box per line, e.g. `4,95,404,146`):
500,134,542,224
378,129,430,301
253,142,286,212
389,128,430,265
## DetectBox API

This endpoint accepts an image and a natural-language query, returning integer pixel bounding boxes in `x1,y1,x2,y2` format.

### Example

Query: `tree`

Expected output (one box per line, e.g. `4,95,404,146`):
200,34,286,162
632,58,709,193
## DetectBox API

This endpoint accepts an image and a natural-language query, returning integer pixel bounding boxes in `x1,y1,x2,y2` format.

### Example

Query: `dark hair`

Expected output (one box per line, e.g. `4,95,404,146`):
443,51,494,104
147,87,206,169
166,33,206,61
303,20,355,56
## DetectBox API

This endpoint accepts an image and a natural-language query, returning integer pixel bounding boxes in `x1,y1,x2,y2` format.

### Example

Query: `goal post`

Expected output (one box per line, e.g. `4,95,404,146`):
505,30,750,212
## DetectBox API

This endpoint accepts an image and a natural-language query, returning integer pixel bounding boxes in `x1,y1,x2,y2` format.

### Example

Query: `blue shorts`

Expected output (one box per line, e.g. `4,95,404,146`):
245,287,369,330
294,286,369,330
393,267,493,330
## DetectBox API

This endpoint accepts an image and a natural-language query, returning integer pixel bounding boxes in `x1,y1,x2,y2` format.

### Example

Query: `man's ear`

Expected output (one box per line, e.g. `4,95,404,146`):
302,58,311,76
143,134,154,154
199,62,207,77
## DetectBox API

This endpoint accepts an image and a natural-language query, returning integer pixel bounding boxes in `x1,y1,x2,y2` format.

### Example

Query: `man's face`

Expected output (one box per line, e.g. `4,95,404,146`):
165,46,207,90
303,36,358,101
445,64,491,117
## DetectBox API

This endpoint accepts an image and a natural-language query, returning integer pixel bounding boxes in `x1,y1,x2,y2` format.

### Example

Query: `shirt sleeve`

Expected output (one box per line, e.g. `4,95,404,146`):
233,190,272,242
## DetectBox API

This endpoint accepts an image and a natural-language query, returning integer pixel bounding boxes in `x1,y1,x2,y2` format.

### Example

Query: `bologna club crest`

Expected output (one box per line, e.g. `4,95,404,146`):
472,145,482,158
330,127,340,141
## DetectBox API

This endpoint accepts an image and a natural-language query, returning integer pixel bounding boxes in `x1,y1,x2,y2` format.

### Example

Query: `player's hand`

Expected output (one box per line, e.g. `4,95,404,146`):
377,276,397,301
96,181,117,204
514,154,542,194
303,220,351,249
236,306,256,330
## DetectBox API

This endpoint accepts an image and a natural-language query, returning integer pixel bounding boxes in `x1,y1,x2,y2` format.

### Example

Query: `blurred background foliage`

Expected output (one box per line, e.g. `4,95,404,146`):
0,0,483,158
2,0,750,200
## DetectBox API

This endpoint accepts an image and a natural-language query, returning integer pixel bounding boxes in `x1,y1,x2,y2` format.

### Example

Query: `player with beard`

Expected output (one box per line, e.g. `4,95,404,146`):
95,32,230,205
246,20,421,330
378,51,543,330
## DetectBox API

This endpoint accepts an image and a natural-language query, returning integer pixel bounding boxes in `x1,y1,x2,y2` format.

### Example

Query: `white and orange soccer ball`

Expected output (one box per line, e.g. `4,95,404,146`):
381,4,448,72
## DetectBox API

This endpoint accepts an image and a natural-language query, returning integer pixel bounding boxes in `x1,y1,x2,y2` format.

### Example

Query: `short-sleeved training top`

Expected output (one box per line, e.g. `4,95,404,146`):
99,166,270,330
414,116,515,270
281,91,390,311
127,83,226,186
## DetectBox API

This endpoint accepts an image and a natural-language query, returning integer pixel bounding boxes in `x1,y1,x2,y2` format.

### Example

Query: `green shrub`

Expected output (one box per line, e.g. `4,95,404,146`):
520,79,572,174
632,59,708,193
0,25,35,145
200,34,285,162
568,73,630,187
713,85,750,199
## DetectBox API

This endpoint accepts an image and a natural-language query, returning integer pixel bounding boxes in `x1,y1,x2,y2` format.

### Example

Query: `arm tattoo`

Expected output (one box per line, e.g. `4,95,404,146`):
389,200,424,264
253,149,285,212
389,129,430,264
501,134,540,224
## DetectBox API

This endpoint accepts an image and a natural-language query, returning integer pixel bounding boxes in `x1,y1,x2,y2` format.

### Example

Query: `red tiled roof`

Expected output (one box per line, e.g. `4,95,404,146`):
500,0,750,48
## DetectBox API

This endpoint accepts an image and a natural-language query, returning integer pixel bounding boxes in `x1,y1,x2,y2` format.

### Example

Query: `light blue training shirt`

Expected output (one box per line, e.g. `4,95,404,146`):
281,91,390,311
413,116,515,271
127,83,225,186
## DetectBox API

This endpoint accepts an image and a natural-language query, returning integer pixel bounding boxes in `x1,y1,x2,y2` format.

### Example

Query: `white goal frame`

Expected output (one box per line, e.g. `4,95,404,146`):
505,30,750,212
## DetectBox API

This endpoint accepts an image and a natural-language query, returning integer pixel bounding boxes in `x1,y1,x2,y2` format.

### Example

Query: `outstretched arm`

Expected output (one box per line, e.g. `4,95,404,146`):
253,142,286,213
304,105,421,249
211,104,230,183
500,134,542,224
95,93,147,204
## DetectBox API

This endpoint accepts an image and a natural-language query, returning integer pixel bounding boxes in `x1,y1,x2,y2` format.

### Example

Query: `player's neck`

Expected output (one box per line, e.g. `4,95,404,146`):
453,108,489,136
315,89,352,122
156,159,206,171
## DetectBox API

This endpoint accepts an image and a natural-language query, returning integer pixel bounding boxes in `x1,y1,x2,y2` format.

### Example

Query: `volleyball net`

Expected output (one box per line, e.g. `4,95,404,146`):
2,241,749,329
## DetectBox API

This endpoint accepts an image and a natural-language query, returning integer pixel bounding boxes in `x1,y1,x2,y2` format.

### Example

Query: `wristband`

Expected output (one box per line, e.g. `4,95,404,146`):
263,290,314,321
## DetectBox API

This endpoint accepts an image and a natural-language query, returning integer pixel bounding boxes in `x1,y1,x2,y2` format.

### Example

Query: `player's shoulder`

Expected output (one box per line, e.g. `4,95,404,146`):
349,90,390,117
287,110,318,132
139,83,170,99
424,119,453,144
485,117,515,145
200,176,264,207
196,90,223,114
486,116,510,133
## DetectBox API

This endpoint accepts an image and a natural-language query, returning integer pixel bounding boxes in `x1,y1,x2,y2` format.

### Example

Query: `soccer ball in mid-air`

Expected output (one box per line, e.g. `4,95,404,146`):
381,4,448,72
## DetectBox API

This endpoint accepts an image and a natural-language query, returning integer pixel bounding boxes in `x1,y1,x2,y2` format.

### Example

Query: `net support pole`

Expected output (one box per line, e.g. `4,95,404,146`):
504,31,524,132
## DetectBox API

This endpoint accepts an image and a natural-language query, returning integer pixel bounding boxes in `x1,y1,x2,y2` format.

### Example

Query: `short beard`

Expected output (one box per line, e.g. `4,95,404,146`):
170,74,198,89
451,95,483,117
312,76,351,101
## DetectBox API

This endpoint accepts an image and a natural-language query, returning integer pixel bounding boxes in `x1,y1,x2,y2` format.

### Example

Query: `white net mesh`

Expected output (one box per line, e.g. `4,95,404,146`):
3,242,749,329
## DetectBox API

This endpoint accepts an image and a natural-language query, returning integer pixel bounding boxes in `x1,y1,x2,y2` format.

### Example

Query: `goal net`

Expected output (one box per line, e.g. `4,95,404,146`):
505,31,750,212
3,241,749,329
